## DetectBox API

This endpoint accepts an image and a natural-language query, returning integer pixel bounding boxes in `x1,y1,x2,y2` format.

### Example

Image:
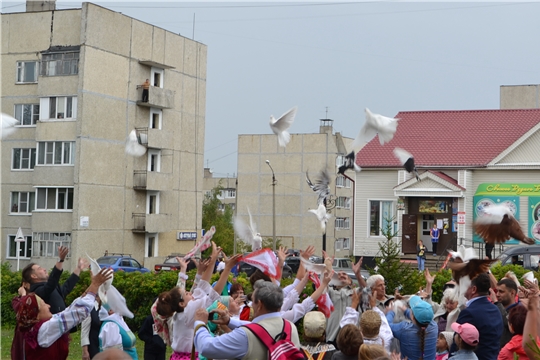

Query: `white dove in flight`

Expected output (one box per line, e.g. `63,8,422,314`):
269,106,297,147
309,203,332,233
393,147,420,181
337,151,361,175
125,129,147,157
234,207,263,251
351,108,399,150
306,169,332,206
1,113,20,139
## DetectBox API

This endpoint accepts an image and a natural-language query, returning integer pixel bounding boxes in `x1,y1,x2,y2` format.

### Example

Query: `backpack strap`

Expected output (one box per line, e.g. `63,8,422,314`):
244,319,290,348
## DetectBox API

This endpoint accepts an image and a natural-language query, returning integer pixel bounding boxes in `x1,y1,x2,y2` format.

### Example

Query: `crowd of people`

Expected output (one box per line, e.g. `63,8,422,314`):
10,243,540,360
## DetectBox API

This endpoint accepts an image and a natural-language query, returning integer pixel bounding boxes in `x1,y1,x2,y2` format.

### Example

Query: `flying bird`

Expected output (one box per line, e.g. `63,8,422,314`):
233,207,263,251
300,257,346,287
474,203,535,245
351,108,399,150
269,106,297,147
1,113,20,139
393,147,420,181
338,151,361,175
447,245,496,305
309,203,332,233
125,129,147,157
306,169,331,206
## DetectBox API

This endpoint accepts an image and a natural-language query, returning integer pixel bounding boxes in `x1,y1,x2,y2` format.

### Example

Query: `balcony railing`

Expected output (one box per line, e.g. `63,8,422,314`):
134,170,147,190
136,87,174,109
132,213,146,233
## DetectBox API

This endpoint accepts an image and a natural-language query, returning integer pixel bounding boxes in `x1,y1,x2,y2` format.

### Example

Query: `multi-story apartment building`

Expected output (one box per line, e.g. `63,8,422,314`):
236,119,355,256
203,168,237,212
1,2,207,271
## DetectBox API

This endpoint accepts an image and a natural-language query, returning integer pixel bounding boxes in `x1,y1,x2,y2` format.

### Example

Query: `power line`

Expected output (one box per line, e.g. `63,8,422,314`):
205,138,237,152
207,150,237,164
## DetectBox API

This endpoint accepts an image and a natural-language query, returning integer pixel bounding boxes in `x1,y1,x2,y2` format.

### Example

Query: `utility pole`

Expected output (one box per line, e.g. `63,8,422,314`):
266,160,277,251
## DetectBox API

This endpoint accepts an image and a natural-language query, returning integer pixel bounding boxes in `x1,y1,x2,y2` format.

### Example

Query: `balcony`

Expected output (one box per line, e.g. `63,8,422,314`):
133,170,171,191
136,87,174,109
132,212,172,233
135,127,173,150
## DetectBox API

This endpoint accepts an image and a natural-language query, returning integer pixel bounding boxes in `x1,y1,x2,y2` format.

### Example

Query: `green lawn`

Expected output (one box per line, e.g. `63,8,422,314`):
1,325,173,359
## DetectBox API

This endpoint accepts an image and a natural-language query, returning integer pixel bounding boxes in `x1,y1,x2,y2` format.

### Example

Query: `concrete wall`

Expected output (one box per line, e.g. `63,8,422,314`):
500,85,540,109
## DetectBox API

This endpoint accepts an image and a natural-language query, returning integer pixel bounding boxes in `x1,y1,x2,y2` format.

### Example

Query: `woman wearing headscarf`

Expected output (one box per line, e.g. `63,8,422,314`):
16,268,112,360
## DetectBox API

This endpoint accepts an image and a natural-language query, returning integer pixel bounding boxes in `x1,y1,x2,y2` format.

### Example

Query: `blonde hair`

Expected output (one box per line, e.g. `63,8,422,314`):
358,344,386,360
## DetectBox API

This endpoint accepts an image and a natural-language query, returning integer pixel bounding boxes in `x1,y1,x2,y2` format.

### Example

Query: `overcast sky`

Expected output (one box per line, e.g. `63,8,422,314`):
3,1,540,177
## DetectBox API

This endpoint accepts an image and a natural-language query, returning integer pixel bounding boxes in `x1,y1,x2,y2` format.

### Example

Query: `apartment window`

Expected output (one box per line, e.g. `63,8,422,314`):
14,104,40,126
342,238,350,250
37,141,75,165
148,149,161,172
151,67,164,88
336,175,351,188
10,192,35,214
147,191,159,214
335,217,350,230
12,148,36,170
146,233,158,257
16,61,38,83
218,189,236,199
370,200,394,236
336,196,351,209
32,232,71,257
7,234,32,259
334,239,342,251
150,108,162,129
39,96,77,120
35,187,73,211
336,155,346,167
41,52,79,76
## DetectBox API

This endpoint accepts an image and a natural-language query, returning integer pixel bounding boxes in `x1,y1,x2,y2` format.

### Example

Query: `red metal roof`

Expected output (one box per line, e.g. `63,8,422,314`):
356,109,540,168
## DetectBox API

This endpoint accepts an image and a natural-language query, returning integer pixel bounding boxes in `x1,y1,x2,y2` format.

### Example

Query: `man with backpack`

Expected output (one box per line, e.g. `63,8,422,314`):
193,279,304,360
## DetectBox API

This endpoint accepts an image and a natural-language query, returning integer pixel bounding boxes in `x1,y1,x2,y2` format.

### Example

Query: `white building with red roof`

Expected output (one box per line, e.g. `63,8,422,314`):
353,87,540,264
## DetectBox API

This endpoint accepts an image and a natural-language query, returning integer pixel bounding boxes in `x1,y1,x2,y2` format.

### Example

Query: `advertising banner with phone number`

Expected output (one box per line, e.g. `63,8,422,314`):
529,197,540,243
473,196,519,243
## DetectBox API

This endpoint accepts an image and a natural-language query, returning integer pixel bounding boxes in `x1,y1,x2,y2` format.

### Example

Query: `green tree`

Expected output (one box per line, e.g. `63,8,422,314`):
202,184,235,255
369,215,423,295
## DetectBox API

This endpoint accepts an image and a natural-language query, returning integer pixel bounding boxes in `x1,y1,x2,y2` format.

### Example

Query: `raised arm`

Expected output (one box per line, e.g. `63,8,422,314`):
521,280,540,359
201,242,220,283
214,253,241,295
353,256,367,289
276,246,288,283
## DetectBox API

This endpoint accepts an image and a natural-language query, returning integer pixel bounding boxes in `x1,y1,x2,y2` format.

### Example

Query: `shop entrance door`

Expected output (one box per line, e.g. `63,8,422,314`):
420,215,435,252
402,214,418,254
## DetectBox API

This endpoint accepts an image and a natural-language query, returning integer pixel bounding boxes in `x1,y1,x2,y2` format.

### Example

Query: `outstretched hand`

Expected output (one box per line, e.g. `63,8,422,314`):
300,245,315,260
225,254,242,269
424,268,436,284
352,257,363,274
277,246,289,263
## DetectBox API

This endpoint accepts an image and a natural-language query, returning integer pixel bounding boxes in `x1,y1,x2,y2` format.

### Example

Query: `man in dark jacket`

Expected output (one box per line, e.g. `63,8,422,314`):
454,273,503,360
22,245,87,314
138,314,166,360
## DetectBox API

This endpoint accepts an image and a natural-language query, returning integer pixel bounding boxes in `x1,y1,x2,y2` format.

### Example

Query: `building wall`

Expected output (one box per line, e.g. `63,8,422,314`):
1,3,206,271
236,131,354,255
500,85,540,109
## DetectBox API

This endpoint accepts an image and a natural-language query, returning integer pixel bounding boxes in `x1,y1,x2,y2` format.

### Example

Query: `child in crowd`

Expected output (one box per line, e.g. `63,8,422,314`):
450,322,479,360
436,332,453,360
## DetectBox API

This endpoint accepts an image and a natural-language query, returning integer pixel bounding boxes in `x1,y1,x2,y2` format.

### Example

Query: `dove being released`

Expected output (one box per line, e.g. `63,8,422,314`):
351,108,399,150
1,113,20,139
87,253,113,304
337,151,361,175
474,202,535,245
306,169,331,206
447,245,496,306
393,147,420,181
269,106,297,147
300,257,346,287
125,129,147,157
233,207,263,251
309,203,332,233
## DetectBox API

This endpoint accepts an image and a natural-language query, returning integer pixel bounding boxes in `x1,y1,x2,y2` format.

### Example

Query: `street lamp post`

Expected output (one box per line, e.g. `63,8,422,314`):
266,160,277,251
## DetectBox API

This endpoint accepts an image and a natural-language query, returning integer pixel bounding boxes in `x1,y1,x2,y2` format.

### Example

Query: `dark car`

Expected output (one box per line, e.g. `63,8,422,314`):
97,254,150,273
496,245,540,271
154,254,197,272
239,252,293,278
285,257,301,274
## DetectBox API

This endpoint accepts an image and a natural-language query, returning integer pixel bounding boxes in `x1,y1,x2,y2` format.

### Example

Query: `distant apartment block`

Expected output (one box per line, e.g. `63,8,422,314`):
1,2,207,271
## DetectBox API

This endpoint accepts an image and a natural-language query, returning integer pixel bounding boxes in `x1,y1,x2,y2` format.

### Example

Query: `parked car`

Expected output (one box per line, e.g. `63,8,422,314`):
285,256,301,273
239,252,293,278
332,257,370,281
496,245,540,271
154,254,197,272
97,254,150,273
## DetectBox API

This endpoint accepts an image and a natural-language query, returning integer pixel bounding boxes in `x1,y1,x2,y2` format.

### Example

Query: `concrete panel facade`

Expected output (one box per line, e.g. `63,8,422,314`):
1,3,207,270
